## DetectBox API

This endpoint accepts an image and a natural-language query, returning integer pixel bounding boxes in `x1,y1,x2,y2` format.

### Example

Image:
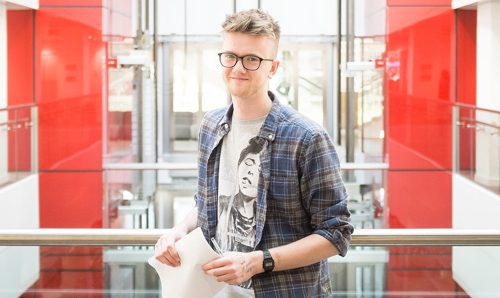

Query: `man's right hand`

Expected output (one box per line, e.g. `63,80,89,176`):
154,229,185,267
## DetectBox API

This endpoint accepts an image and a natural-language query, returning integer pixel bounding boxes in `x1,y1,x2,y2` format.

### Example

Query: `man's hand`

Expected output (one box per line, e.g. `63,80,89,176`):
154,229,186,267
202,251,263,285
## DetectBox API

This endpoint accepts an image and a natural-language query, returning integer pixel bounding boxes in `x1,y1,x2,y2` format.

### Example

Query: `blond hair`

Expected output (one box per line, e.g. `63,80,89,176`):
222,9,280,41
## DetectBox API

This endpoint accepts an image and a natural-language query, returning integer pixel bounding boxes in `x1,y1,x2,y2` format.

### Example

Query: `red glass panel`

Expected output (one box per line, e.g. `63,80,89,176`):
40,0,103,6
385,7,454,228
7,11,34,171
23,247,103,298
36,8,103,171
386,7,454,170
456,10,477,172
39,172,102,228
387,0,451,5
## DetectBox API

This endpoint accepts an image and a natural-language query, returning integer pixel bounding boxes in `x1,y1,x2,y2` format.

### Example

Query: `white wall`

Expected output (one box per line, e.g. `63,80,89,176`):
452,174,500,298
3,0,38,9
452,0,480,9
475,0,500,192
476,0,500,111
0,175,40,297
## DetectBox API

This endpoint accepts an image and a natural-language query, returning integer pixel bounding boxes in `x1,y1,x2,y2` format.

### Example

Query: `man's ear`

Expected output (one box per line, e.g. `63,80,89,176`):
268,60,280,79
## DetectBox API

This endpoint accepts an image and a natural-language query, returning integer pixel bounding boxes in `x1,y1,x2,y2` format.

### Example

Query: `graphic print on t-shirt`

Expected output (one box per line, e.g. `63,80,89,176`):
216,114,266,290
218,136,263,252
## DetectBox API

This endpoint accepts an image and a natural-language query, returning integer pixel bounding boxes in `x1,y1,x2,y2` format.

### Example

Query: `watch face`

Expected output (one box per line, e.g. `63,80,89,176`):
263,250,274,272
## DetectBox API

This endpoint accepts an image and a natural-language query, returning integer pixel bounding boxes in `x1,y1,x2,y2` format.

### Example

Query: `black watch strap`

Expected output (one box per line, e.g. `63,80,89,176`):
262,249,275,273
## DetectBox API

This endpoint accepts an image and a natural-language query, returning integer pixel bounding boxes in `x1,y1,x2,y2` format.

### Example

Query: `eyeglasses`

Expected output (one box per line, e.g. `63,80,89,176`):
218,52,273,71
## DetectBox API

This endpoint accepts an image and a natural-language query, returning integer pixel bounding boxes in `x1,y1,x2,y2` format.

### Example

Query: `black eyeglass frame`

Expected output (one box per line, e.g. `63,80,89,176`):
217,52,274,71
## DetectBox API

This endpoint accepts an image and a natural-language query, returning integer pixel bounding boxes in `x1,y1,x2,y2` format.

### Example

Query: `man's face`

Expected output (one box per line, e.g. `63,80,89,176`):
221,32,279,100
238,152,261,198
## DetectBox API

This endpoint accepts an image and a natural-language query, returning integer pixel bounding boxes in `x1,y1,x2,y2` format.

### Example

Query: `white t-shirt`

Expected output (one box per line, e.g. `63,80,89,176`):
215,115,265,295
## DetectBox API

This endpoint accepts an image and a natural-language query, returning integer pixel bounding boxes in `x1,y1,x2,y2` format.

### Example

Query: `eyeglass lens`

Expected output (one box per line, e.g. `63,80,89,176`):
220,53,261,70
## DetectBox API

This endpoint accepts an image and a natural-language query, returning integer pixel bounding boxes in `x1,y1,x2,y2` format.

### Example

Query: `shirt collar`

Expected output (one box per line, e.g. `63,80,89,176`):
217,91,281,142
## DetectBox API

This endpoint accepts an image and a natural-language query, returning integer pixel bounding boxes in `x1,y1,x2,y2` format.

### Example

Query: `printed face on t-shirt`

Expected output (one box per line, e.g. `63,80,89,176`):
237,152,261,198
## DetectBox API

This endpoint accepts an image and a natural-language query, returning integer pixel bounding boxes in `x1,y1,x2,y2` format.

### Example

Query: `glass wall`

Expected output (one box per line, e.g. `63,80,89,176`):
154,0,387,172
455,104,500,194
0,105,36,187
4,244,496,297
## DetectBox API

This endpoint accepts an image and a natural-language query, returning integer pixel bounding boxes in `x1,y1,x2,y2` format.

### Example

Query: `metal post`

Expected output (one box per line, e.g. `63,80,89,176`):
346,0,355,164
336,0,342,145
30,106,38,174
452,105,459,173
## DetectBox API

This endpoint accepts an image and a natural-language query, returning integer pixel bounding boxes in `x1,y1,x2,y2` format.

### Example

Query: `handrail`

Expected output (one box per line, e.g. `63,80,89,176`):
103,162,389,171
457,118,500,130
0,117,31,127
0,103,35,112
0,229,499,246
454,102,500,115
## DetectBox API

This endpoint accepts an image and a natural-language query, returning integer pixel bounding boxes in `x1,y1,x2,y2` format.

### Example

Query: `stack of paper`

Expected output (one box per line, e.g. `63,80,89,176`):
148,228,225,297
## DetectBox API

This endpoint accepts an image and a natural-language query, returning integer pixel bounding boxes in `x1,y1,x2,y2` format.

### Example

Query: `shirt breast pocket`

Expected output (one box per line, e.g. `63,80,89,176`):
268,175,301,209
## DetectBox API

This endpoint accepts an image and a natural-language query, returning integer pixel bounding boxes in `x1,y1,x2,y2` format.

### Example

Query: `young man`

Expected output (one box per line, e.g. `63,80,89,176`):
155,9,353,297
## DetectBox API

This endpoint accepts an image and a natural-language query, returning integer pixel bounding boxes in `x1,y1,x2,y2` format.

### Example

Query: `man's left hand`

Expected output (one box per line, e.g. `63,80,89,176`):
202,251,262,285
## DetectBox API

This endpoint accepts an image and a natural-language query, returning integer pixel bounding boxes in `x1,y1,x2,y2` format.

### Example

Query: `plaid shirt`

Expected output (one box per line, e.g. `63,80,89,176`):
195,92,353,297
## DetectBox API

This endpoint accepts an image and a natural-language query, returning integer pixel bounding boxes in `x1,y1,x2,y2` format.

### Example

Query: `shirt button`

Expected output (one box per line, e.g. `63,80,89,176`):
268,134,274,140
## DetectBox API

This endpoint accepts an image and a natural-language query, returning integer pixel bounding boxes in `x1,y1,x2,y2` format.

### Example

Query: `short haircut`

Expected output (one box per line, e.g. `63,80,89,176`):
222,9,281,42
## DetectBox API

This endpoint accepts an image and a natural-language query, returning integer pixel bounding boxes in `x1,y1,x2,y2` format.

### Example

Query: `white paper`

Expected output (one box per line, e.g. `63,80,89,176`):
148,227,225,298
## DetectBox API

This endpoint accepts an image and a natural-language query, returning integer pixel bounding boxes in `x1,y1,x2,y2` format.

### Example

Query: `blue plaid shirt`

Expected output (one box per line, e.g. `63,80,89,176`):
195,92,353,297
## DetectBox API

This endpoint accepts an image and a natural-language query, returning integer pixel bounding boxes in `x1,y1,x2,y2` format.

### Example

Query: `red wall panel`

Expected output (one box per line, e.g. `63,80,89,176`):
385,6,454,226
36,8,103,171
7,11,34,171
7,11,34,106
385,3,458,295
39,172,102,228
387,0,450,5
456,10,477,171
386,7,454,171
23,247,103,297
387,171,452,228
456,10,477,105
40,0,103,6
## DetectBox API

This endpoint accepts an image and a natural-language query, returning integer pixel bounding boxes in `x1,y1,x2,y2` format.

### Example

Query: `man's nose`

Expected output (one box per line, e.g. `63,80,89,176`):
232,58,246,71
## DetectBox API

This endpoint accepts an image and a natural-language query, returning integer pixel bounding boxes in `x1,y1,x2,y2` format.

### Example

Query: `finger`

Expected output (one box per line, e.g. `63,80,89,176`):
206,269,235,283
205,266,234,277
155,254,172,266
167,246,181,265
202,256,228,271
215,272,239,283
162,251,179,266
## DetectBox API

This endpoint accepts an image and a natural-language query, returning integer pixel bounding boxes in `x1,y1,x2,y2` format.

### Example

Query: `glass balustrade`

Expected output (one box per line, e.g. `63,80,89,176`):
0,242,498,297
0,104,37,187
454,104,500,194
102,166,388,230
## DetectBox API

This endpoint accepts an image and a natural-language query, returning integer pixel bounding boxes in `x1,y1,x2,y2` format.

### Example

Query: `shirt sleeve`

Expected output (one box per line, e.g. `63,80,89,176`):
300,130,354,257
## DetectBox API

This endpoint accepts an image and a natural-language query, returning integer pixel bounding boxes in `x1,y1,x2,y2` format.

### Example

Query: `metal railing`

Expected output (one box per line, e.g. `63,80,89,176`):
0,104,38,186
1,229,499,246
453,103,499,194
103,162,389,171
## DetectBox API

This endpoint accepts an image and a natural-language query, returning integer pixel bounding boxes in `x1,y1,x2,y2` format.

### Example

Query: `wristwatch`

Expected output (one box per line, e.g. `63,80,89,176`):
262,249,275,273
